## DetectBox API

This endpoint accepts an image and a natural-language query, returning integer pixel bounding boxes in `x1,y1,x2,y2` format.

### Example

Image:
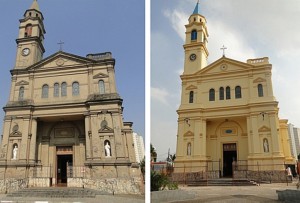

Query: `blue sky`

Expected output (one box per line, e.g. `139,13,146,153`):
0,1,145,138
151,0,300,161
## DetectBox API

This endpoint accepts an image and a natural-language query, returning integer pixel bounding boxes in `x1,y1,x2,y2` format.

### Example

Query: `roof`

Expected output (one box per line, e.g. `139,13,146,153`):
192,0,200,15
30,0,40,11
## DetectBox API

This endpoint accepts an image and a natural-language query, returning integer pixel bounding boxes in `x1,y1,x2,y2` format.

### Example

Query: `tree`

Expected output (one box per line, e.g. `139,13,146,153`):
151,143,157,162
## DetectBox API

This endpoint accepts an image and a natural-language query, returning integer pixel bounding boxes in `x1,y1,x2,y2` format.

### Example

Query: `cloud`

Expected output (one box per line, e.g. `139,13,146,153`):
151,87,171,105
163,9,188,41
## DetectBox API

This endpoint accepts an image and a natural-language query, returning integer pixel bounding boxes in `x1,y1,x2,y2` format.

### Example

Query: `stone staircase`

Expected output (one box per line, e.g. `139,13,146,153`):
6,187,110,198
187,178,258,186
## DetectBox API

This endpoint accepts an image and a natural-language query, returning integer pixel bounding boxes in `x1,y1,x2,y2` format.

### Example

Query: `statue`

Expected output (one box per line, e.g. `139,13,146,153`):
263,139,269,152
105,142,111,157
12,145,18,160
187,143,191,156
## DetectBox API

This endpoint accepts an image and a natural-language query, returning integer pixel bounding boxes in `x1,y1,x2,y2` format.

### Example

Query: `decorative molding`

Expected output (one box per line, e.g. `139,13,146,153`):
186,85,197,90
253,77,266,83
258,125,271,132
55,58,65,66
183,131,194,137
9,131,22,137
15,80,29,86
93,73,109,79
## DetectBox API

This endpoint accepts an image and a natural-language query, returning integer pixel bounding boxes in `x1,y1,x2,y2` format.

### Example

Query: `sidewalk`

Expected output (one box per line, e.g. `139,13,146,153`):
0,194,145,203
151,182,299,203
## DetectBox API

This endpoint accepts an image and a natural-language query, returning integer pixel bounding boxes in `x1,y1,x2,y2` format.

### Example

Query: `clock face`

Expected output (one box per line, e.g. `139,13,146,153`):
189,53,196,61
22,48,30,56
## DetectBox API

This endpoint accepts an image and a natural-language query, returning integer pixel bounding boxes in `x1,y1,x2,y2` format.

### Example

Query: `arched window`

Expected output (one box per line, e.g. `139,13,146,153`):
219,87,224,100
258,84,263,97
235,86,242,99
72,82,79,96
25,24,32,37
61,82,67,96
54,83,59,97
189,91,194,103
226,86,231,99
42,84,49,98
209,88,215,101
18,86,24,101
99,80,105,94
191,30,197,41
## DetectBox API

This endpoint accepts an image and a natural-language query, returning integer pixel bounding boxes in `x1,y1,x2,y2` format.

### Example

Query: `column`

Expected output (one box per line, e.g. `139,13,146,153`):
201,119,207,158
246,116,253,156
250,115,260,156
84,115,91,159
269,113,282,156
29,118,37,162
19,118,30,160
112,112,125,158
9,76,17,101
107,66,116,93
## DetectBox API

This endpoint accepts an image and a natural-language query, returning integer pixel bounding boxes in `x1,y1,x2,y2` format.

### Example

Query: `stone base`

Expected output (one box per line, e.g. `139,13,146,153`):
0,178,28,193
68,177,143,194
233,170,290,183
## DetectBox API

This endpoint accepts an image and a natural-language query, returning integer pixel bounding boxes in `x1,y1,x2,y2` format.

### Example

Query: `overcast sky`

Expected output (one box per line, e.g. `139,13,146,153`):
151,0,300,161
0,1,145,139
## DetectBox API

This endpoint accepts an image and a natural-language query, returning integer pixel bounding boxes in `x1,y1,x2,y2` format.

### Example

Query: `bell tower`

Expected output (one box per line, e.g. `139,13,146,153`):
183,1,209,74
15,0,45,69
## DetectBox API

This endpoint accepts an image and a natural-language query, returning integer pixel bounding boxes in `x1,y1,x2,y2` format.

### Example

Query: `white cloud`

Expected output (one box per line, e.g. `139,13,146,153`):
151,87,171,105
163,9,188,41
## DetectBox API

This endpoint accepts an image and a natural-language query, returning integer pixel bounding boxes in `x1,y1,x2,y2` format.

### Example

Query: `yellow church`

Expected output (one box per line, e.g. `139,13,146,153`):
174,2,294,180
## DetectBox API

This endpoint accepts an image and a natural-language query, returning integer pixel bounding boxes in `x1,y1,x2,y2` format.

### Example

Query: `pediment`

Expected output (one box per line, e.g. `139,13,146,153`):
27,51,95,71
186,85,197,90
93,73,109,79
253,77,266,83
184,131,194,137
9,131,22,137
195,57,252,76
258,125,271,132
15,80,29,86
98,126,114,133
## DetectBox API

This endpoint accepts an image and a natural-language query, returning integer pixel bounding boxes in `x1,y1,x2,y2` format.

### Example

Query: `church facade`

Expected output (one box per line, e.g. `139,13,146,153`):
0,1,141,194
175,2,294,179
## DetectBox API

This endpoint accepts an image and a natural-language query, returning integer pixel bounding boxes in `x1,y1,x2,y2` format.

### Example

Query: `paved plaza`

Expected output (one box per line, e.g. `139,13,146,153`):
0,194,145,203
151,182,300,203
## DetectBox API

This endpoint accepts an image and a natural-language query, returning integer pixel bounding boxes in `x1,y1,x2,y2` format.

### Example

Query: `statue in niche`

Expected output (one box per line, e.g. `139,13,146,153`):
263,138,269,152
105,141,111,157
12,145,18,160
187,143,191,156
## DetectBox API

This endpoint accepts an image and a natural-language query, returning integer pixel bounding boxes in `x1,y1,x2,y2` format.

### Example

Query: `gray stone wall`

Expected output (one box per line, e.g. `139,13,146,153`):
68,177,143,194
0,178,28,193
233,170,291,183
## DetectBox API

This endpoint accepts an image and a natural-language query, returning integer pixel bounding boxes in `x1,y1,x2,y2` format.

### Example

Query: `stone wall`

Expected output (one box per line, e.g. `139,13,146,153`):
28,178,50,187
171,171,220,183
0,178,28,193
233,170,291,183
68,177,143,194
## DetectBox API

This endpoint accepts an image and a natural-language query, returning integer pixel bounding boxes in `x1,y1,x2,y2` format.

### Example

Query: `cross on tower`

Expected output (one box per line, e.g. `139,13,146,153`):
57,40,64,51
220,45,227,57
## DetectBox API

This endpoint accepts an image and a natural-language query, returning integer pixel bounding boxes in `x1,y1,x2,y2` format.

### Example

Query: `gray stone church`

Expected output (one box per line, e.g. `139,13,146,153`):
0,0,141,194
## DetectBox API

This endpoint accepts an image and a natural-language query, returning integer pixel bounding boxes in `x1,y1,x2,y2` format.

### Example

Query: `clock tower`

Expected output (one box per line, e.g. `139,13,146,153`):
183,1,209,74
15,0,45,69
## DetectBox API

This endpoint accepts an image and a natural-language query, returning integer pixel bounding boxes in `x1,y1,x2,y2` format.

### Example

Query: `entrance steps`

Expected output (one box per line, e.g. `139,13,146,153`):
187,178,258,186
6,187,110,198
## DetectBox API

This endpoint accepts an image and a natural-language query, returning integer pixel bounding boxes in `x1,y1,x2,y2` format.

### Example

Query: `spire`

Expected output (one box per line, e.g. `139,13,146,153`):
30,0,40,11
192,0,200,15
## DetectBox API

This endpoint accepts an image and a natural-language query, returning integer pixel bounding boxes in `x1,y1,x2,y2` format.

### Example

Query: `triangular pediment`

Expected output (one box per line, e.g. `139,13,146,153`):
93,73,109,79
98,125,114,133
15,80,29,86
184,131,194,137
195,57,252,76
253,77,266,83
186,85,197,90
258,125,271,132
27,51,95,71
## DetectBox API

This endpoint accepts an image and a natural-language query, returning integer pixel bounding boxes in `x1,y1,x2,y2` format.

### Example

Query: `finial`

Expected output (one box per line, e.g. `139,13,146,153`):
220,45,227,57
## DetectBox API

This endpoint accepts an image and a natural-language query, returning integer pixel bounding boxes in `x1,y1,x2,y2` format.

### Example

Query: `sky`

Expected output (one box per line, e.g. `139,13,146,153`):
0,1,145,139
151,0,300,161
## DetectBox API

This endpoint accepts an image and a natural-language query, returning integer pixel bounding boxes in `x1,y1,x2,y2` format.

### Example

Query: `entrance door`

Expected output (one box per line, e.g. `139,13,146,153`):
223,143,237,177
57,155,72,185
